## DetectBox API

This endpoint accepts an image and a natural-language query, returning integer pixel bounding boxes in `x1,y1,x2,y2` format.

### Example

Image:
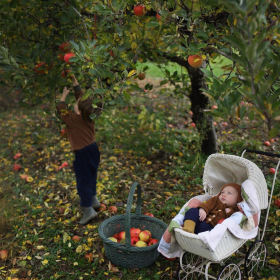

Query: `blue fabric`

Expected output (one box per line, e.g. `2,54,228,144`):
183,208,214,234
73,142,100,207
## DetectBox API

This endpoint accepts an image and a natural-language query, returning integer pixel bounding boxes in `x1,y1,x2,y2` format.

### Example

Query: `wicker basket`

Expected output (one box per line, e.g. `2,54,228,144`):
98,182,168,269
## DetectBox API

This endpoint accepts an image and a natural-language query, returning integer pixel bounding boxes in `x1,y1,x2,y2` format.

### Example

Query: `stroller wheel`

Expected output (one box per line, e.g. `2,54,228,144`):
177,251,205,280
244,240,266,278
217,263,241,280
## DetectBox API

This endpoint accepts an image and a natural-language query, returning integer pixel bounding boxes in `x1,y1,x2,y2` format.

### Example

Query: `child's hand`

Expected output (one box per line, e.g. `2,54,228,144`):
199,208,207,221
60,87,70,102
71,75,79,86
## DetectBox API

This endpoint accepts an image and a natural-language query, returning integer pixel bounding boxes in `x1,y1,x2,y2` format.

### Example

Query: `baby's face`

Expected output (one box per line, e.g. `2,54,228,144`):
219,186,238,206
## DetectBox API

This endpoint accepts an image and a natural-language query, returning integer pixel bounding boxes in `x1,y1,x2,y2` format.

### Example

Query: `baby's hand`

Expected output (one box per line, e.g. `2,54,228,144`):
199,208,207,221
225,208,231,213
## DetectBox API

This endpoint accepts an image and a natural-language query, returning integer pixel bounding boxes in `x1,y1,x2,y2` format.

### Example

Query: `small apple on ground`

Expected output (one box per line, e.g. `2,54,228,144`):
60,128,67,138
131,237,139,246
222,122,228,126
190,123,196,127
269,168,276,174
13,164,22,171
84,253,94,262
14,153,22,159
139,231,150,243
108,206,117,214
58,207,65,214
0,250,8,260
64,52,76,64
135,240,147,247
130,228,141,238
72,235,80,242
61,162,68,168
264,141,271,146
274,199,280,208
20,174,28,180
144,212,154,217
269,139,275,143
133,4,146,16
188,55,203,68
148,238,158,246
98,203,106,211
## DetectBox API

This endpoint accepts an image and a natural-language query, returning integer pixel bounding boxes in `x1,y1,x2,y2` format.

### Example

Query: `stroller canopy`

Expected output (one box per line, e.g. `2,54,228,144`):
203,154,268,209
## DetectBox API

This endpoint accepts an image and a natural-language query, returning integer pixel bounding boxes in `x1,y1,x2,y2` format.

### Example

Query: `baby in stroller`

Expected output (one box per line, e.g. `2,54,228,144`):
182,183,243,234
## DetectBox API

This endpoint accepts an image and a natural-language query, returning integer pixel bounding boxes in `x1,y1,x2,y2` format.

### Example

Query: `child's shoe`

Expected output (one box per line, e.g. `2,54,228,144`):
182,220,196,233
92,196,101,210
79,207,97,225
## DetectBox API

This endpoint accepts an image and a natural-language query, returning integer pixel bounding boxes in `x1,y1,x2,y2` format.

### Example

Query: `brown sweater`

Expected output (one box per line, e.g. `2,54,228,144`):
56,85,95,151
199,196,239,227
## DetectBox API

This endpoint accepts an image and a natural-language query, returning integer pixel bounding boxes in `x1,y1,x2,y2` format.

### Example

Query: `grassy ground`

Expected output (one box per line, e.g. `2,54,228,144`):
0,78,279,280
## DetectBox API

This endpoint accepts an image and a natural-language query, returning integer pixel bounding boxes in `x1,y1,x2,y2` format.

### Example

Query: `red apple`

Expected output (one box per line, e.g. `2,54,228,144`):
84,253,93,262
61,70,71,78
144,212,154,217
274,199,280,208
188,55,203,68
13,164,22,171
189,111,193,116
118,231,125,240
131,237,139,246
58,207,65,214
58,53,65,61
135,240,147,247
14,153,22,159
145,230,152,239
72,235,80,242
190,122,196,127
61,162,68,168
138,73,145,80
98,203,106,211
109,50,114,57
264,141,271,146
217,219,225,224
20,174,28,180
34,62,48,74
60,128,67,138
133,5,146,16
269,168,276,174
130,228,141,238
148,238,158,246
156,12,161,21
113,233,119,240
0,250,8,260
213,121,217,126
212,105,218,109
269,139,275,143
222,122,228,126
108,206,117,214
139,231,150,243
64,52,76,64
59,42,71,53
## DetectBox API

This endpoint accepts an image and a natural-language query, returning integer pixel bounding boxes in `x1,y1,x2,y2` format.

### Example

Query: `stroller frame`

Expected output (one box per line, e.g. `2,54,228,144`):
176,149,280,280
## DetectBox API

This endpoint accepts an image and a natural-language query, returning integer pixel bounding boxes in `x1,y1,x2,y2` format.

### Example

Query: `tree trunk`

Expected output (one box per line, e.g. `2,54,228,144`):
168,56,217,155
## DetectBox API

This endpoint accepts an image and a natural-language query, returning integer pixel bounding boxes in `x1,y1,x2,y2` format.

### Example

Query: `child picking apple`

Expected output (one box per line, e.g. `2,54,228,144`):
57,75,102,224
182,183,243,234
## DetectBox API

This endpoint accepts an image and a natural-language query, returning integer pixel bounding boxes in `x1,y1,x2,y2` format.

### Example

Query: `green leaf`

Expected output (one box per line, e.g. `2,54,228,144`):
70,40,80,51
224,35,245,54
248,111,254,121
146,21,159,28
269,127,279,138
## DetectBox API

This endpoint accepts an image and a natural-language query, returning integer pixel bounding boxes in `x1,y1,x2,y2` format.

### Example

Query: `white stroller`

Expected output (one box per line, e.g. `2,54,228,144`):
174,149,279,280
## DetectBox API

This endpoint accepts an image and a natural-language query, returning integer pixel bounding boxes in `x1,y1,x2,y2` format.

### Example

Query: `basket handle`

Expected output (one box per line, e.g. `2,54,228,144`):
124,182,142,248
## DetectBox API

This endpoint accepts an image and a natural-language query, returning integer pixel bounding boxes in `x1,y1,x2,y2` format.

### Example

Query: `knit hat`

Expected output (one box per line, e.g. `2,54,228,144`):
217,183,242,203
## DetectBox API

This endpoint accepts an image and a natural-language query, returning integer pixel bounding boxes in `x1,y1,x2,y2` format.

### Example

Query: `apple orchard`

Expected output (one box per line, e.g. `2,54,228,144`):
1,0,280,279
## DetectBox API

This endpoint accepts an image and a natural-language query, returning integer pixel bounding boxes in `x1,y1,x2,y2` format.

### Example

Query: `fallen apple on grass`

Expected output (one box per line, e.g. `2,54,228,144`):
264,141,271,146
25,176,33,183
14,153,22,159
108,206,117,214
58,207,65,214
269,168,276,174
13,163,22,171
84,253,94,262
98,203,106,211
274,199,280,208
0,250,8,260
72,235,80,242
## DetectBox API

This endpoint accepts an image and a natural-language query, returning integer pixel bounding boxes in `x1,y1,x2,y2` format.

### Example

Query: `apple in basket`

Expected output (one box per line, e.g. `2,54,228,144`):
148,238,158,246
113,233,119,240
108,237,118,242
130,228,141,238
135,240,147,247
118,231,125,240
131,237,139,246
217,219,225,224
144,212,154,217
139,230,150,243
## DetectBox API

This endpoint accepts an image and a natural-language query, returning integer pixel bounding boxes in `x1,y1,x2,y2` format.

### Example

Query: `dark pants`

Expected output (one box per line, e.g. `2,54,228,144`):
183,208,214,234
73,142,100,207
